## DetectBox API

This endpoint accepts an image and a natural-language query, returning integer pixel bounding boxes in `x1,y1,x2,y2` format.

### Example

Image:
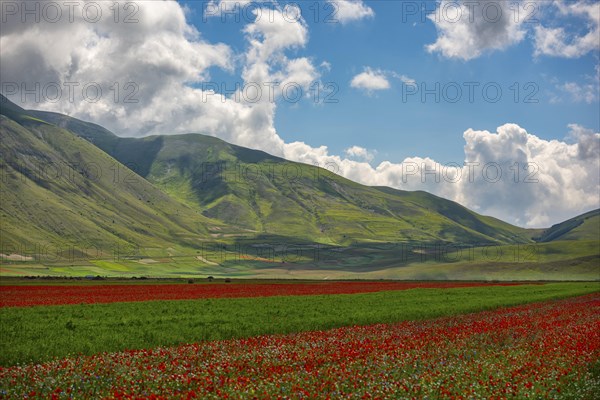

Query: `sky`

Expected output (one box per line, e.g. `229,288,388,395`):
1,0,599,227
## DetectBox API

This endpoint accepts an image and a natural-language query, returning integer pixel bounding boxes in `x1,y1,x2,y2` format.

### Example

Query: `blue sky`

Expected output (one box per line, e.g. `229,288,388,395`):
2,0,598,226
188,0,599,164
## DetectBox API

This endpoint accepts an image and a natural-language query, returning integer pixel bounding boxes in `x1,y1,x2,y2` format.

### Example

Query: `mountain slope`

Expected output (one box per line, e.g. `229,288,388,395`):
535,209,600,242
26,103,533,246
0,100,227,261
2,97,597,280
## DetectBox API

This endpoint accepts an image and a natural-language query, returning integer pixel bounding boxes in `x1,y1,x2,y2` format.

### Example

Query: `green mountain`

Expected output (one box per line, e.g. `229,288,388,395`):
535,209,600,242
0,97,228,262
26,106,533,247
2,96,597,280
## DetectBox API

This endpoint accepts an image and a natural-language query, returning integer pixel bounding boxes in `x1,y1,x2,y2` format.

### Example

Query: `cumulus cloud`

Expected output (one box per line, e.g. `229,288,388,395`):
350,68,390,92
0,0,319,152
285,124,600,228
455,124,599,227
2,1,598,227
426,0,526,60
534,0,599,58
568,123,600,159
327,0,374,24
1,1,234,134
345,146,376,162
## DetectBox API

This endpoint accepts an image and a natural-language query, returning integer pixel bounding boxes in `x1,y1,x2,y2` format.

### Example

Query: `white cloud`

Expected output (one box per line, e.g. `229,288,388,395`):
557,81,599,103
345,146,376,162
398,75,416,86
2,1,598,228
350,68,390,92
284,124,600,228
1,0,234,135
426,0,526,60
0,1,318,153
244,5,308,59
549,65,599,104
205,0,375,25
320,61,332,72
534,0,599,58
567,123,600,159
328,0,374,24
454,124,599,227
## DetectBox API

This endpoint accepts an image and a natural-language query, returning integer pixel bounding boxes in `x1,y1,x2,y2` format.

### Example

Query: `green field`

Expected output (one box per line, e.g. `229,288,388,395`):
1,282,597,367
2,238,598,281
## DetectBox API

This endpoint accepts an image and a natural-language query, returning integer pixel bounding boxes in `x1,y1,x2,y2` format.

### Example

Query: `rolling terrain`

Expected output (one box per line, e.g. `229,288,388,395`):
535,209,599,242
1,96,598,279
0,98,232,263
27,101,533,245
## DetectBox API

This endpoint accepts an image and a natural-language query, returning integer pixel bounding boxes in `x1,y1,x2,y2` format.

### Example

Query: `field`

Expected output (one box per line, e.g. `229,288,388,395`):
1,4,599,398
0,281,525,307
2,238,598,281
0,282,598,398
1,296,598,399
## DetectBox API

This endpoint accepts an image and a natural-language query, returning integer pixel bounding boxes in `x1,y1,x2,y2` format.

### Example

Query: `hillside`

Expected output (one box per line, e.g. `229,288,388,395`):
0,98,229,262
27,105,533,246
1,97,598,279
535,209,600,242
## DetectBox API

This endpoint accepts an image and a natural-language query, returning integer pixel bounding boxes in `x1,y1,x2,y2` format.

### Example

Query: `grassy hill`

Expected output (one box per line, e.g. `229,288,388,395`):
28,106,533,246
0,98,232,263
144,136,533,244
1,96,597,280
534,209,599,242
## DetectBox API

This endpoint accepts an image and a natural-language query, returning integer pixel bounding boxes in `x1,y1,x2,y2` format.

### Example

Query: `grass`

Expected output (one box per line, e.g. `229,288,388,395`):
0,114,234,255
2,258,598,281
444,240,600,263
2,99,598,282
2,236,598,280
536,209,599,242
21,105,537,246
0,282,597,366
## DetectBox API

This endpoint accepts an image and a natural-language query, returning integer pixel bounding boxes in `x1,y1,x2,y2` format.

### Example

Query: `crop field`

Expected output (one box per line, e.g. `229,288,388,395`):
0,281,599,398
2,0,599,398
2,294,599,399
0,281,525,307
2,238,598,282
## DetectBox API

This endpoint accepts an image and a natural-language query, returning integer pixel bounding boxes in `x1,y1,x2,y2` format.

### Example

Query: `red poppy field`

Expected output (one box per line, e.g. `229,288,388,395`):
0,282,598,399
1,293,599,399
0,281,523,308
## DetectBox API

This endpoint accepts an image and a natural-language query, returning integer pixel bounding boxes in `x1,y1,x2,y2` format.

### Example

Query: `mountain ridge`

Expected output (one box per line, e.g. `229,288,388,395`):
5,96,598,246
16,100,536,246
535,209,600,242
0,97,231,260
1,95,598,280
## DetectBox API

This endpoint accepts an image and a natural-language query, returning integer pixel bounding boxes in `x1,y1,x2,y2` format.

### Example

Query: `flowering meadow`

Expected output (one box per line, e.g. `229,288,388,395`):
1,293,598,399
0,281,523,308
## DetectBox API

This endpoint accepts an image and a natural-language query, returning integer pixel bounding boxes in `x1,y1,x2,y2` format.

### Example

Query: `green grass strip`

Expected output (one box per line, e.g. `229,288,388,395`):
1,282,598,366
